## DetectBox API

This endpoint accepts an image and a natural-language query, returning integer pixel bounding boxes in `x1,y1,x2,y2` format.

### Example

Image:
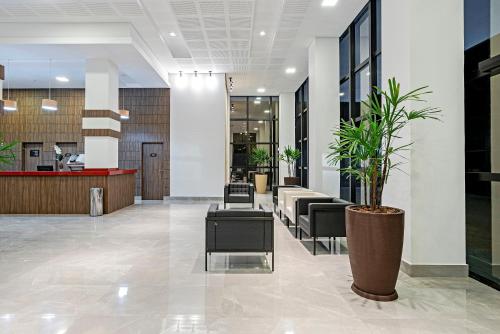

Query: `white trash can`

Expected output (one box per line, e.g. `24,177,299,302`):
90,188,103,216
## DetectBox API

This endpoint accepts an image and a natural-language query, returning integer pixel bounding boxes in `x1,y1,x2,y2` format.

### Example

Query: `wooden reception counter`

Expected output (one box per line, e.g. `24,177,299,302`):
0,169,136,214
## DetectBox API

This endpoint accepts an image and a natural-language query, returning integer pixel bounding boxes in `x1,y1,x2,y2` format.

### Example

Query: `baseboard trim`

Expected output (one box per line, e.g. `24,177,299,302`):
166,196,223,201
401,260,468,277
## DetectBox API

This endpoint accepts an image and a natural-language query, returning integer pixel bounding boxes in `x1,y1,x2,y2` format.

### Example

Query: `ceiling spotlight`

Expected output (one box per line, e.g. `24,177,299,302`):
264,109,270,113
254,100,261,104
260,31,266,36
254,127,259,131
258,120,263,124
339,92,345,97
257,88,266,93
321,0,339,7
56,76,69,82
285,67,296,74
256,97,262,100
169,32,176,37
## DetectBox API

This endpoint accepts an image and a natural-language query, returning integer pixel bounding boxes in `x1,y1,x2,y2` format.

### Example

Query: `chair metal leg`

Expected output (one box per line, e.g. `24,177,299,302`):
286,217,289,228
295,224,298,238
329,238,332,252
299,228,302,240
313,237,317,255
205,251,207,271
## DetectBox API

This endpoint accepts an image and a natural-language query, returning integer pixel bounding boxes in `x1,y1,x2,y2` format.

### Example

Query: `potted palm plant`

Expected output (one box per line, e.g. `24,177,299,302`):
250,147,271,194
0,133,18,170
279,145,301,185
328,78,441,301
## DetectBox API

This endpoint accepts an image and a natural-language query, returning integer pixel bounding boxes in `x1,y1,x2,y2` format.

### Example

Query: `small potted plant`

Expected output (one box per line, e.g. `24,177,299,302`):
250,147,271,194
279,145,301,185
328,78,441,301
54,145,64,171
0,133,18,170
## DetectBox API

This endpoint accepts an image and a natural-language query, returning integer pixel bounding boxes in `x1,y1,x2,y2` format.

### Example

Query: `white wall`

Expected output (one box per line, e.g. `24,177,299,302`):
278,93,295,184
382,0,466,269
308,37,340,197
170,73,227,197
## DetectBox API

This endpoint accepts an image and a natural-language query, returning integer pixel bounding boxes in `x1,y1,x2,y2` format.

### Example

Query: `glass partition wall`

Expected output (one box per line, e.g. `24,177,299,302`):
464,0,500,290
295,79,309,187
338,0,381,203
229,96,279,189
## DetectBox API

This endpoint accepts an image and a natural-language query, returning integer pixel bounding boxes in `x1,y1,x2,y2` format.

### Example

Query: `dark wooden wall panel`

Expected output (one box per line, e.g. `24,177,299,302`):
0,88,170,196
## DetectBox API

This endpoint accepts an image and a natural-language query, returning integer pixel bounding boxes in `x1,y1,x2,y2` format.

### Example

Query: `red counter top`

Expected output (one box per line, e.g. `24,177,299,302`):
0,169,137,176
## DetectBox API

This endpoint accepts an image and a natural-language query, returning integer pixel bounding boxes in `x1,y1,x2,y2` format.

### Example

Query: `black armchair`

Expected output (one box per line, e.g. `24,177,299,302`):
224,183,255,208
296,197,352,255
205,203,274,271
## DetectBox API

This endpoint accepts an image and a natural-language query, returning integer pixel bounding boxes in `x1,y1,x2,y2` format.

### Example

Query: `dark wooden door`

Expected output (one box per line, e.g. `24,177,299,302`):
142,143,164,200
22,142,43,171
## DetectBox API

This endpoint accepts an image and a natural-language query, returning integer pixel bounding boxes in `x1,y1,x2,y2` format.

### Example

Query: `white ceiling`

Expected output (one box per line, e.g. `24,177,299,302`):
0,0,368,94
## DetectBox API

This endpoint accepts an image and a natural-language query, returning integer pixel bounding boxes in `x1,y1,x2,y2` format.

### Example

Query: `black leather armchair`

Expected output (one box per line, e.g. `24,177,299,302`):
272,185,301,213
224,183,255,208
296,197,352,255
205,203,274,271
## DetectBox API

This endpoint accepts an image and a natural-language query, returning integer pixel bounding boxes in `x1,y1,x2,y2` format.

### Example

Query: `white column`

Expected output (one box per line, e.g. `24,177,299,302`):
278,93,295,184
308,37,340,197
382,0,466,276
83,59,120,169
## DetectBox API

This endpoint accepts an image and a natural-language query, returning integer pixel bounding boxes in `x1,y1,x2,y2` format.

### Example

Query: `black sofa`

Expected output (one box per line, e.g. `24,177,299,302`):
296,197,352,255
205,203,274,271
224,183,255,208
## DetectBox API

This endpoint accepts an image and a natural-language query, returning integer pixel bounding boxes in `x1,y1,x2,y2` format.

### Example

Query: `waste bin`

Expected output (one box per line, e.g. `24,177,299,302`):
90,187,103,216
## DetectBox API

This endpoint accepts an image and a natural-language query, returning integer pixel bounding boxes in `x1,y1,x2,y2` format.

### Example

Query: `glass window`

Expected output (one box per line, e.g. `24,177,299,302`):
354,65,370,119
249,120,272,142
230,121,248,143
355,11,370,66
340,34,350,78
375,0,381,52
340,80,350,121
230,97,247,119
249,97,271,120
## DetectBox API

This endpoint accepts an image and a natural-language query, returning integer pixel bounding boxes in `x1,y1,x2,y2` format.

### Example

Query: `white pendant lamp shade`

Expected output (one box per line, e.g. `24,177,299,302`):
119,109,129,120
41,98,58,111
3,99,17,111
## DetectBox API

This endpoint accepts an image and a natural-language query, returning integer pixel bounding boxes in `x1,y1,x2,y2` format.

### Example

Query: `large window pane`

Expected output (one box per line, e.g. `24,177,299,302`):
355,11,370,66
340,34,350,78
230,121,247,143
249,97,271,120
340,80,350,121
354,65,370,119
230,97,247,119
249,120,271,143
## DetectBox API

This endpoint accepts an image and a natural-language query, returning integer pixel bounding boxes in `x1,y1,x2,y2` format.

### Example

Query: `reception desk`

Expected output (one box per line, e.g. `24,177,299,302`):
0,169,136,214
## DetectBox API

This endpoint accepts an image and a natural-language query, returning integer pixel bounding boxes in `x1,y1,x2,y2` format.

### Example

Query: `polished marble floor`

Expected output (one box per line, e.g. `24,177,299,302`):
1,194,500,333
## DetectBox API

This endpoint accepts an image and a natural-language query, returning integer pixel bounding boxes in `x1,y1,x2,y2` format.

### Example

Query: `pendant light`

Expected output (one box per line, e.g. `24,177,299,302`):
42,59,58,111
118,88,130,120
3,60,17,112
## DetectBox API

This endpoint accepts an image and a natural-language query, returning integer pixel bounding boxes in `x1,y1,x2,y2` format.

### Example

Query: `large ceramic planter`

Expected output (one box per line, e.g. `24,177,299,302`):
284,177,301,186
254,174,268,194
346,206,404,301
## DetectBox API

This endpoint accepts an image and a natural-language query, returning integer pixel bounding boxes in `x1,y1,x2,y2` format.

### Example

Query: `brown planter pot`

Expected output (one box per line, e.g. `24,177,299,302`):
284,177,301,186
346,206,404,301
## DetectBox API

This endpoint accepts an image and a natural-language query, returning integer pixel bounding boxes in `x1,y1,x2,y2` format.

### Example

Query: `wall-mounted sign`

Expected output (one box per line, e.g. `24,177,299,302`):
30,149,40,157
150,153,158,158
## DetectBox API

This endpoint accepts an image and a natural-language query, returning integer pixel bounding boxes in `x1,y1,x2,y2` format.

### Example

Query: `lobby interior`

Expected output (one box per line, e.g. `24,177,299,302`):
1,0,500,333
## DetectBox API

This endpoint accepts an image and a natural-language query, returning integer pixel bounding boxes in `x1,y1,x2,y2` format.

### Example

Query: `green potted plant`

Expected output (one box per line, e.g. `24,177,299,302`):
250,147,271,194
0,133,18,170
328,78,441,301
279,145,301,185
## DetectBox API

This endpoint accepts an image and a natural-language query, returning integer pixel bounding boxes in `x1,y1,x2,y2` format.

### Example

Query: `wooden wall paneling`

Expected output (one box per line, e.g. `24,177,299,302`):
1,88,170,196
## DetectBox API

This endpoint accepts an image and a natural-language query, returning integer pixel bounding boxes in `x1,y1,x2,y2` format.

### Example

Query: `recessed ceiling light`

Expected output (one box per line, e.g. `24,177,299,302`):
339,92,345,97
321,0,339,7
256,97,262,100
56,76,69,82
260,31,266,36
254,127,259,131
285,67,296,74
169,32,176,37
264,109,270,113
258,120,263,124
254,100,261,104
257,88,266,93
